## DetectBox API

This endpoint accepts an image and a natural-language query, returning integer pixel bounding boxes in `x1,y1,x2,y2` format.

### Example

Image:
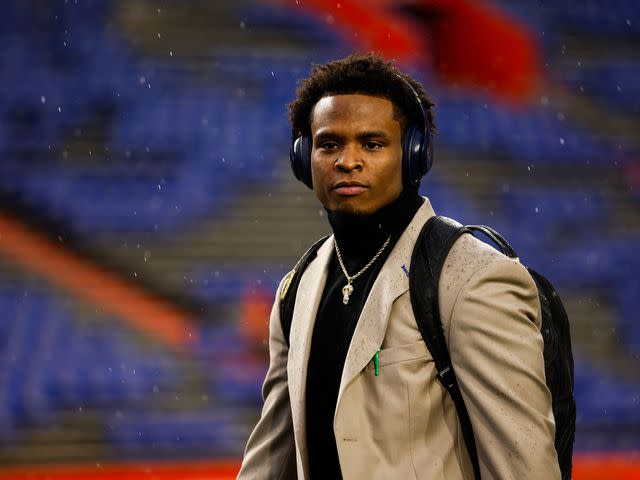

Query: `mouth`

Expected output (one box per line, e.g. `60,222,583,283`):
332,181,368,196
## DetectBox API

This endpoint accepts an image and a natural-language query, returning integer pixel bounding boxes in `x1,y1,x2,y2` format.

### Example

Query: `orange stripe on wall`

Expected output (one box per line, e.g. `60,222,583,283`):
0,455,639,479
573,452,640,480
0,213,197,348
0,460,240,480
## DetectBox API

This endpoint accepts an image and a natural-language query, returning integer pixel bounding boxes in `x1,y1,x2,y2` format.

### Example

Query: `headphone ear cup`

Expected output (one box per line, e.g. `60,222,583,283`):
402,124,431,186
290,135,314,189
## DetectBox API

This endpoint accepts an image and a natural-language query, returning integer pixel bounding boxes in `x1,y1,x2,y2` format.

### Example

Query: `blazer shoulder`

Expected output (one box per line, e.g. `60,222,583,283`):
438,232,531,324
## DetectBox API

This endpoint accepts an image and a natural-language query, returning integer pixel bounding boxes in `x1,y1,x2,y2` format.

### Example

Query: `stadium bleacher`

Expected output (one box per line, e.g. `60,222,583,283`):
0,266,265,459
561,60,640,116
0,0,638,467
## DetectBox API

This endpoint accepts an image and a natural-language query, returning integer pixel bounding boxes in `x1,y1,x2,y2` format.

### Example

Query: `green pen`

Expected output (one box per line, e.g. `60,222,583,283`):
374,349,380,376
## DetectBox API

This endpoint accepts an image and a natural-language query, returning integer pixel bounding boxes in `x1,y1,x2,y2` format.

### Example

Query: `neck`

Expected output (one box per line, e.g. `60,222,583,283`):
328,188,423,263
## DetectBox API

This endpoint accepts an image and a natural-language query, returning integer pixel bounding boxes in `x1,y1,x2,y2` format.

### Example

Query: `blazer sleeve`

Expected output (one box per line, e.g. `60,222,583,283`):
237,276,297,480
447,256,561,480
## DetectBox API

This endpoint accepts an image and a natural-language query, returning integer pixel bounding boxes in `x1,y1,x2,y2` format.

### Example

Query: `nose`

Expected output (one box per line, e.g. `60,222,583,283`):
336,144,362,172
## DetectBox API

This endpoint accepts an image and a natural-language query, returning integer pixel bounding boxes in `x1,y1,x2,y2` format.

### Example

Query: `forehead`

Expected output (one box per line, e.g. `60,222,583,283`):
310,94,398,133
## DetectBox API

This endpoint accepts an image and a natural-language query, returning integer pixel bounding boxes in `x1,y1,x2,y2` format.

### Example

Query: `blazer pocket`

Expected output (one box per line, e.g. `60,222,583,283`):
375,340,429,368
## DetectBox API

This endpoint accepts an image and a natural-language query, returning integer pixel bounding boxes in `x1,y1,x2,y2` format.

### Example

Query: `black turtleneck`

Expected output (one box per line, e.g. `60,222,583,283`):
306,189,424,479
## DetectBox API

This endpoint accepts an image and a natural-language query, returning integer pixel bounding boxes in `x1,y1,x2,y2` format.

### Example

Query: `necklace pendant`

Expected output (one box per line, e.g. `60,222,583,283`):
342,283,354,305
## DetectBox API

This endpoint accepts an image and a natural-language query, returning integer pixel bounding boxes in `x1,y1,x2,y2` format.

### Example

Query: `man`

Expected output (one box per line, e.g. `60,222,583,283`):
237,54,559,479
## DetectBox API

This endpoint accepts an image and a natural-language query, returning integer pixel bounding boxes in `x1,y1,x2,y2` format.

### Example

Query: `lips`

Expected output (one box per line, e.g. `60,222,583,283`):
332,181,368,196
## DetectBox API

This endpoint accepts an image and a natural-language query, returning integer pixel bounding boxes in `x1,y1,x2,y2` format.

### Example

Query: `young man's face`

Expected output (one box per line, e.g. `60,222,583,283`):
310,94,404,216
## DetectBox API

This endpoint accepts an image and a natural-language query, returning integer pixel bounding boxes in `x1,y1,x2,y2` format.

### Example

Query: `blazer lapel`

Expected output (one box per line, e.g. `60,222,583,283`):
335,199,436,411
287,235,334,476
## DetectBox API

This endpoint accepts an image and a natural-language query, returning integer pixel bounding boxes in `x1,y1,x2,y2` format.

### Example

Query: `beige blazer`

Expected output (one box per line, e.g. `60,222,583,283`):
238,199,560,480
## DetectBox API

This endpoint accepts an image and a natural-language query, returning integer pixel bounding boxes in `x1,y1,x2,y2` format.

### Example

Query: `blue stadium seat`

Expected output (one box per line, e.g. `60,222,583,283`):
420,174,481,225
574,354,640,450
550,0,640,36
435,97,611,164
210,361,266,406
238,4,339,45
562,60,640,115
107,409,249,456
188,266,285,304
499,188,609,245
0,274,181,437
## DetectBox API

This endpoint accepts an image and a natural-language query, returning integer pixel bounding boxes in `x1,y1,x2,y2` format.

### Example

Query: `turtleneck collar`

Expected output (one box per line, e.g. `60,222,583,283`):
327,187,423,265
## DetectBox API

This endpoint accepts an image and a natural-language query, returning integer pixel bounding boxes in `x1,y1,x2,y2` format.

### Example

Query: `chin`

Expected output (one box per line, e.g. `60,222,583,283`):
330,201,377,217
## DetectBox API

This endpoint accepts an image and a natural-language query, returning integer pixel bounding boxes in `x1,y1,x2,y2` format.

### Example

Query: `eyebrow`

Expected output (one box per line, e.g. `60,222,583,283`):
313,130,390,143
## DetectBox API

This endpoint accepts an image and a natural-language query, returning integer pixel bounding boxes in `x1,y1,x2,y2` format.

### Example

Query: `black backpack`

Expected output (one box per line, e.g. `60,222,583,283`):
279,216,576,480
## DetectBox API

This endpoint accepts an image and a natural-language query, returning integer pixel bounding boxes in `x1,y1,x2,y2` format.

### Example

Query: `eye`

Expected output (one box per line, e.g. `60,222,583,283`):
319,141,339,151
364,141,383,150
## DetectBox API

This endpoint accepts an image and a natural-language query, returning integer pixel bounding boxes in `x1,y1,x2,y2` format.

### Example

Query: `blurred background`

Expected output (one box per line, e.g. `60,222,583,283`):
0,0,638,478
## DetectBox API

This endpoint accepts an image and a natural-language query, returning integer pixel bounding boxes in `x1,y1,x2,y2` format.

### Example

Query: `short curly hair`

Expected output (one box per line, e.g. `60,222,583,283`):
288,53,436,140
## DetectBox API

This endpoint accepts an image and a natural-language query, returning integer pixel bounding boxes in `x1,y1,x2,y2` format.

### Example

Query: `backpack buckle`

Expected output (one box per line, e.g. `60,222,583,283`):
437,365,456,390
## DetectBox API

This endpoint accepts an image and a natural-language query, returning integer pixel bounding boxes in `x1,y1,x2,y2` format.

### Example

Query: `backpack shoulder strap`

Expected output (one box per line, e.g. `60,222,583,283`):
465,224,517,259
410,216,481,480
279,235,331,347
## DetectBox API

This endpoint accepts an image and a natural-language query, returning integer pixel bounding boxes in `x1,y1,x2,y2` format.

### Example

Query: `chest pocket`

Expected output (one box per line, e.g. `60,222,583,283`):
372,291,433,369
369,340,430,370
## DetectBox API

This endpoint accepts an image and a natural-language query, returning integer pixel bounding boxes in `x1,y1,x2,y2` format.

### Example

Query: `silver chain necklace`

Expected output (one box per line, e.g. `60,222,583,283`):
334,235,391,305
